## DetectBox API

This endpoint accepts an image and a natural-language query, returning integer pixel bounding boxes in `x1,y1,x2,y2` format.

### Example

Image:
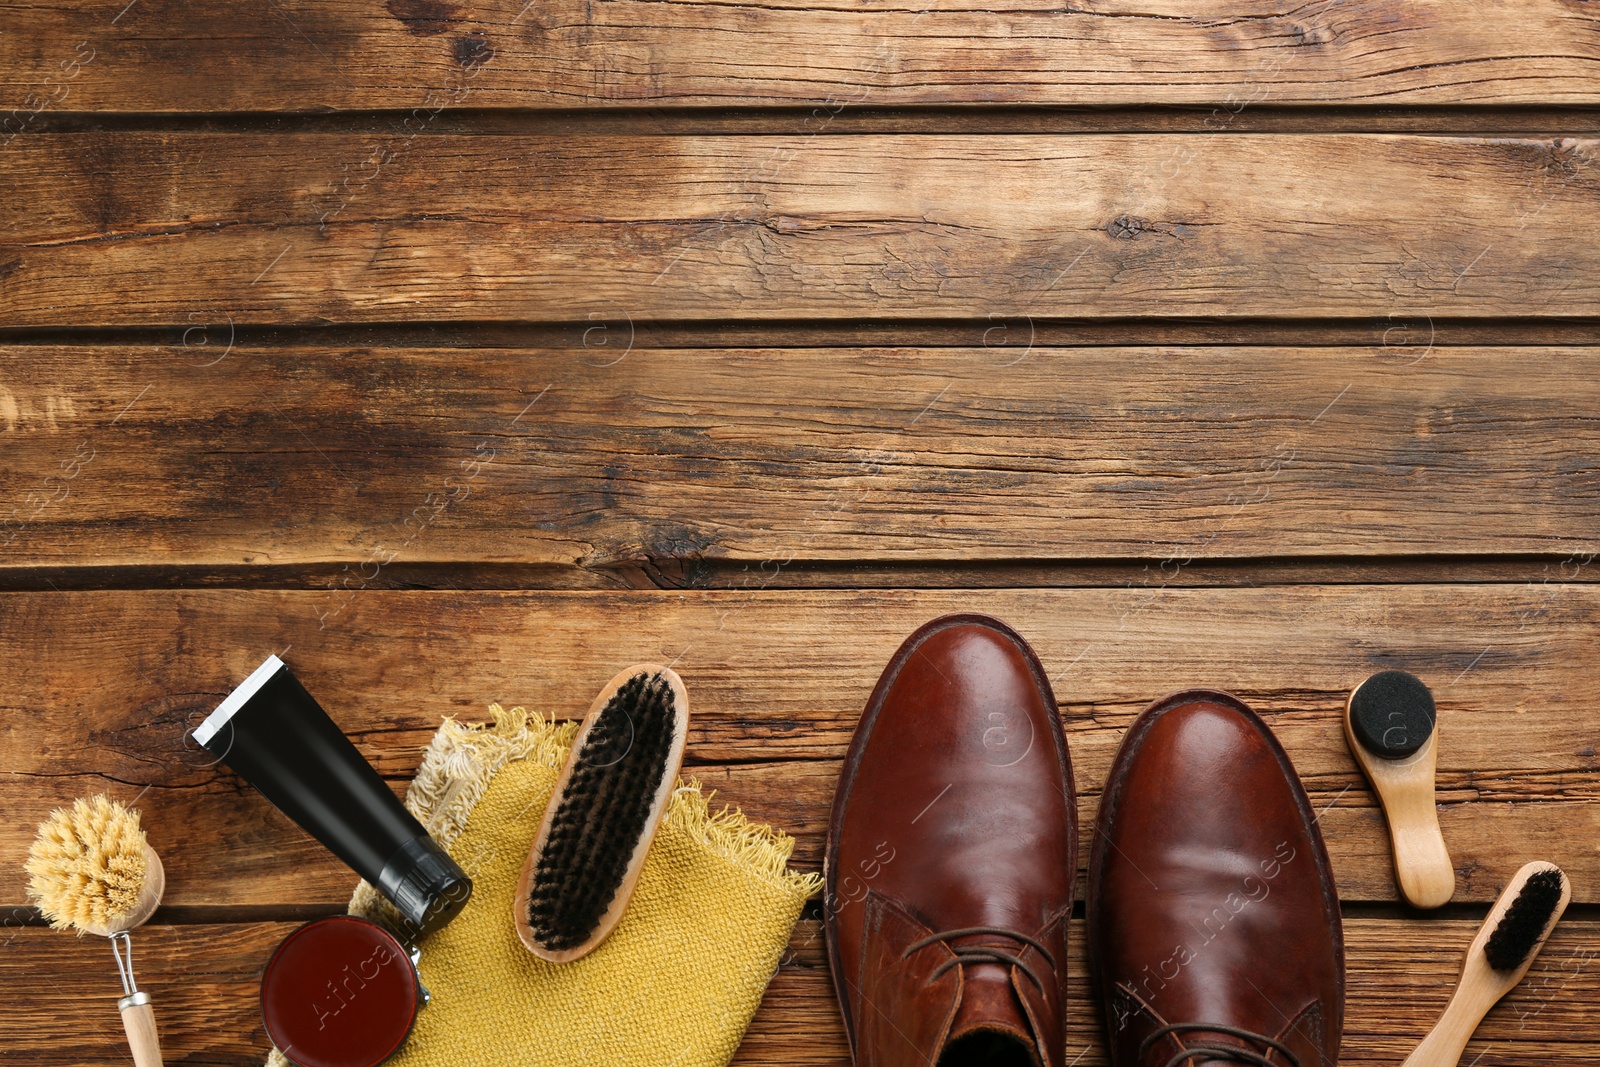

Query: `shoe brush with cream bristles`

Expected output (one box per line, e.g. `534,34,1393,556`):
1401,861,1570,1067
514,664,689,962
26,795,167,1067
1345,669,1454,908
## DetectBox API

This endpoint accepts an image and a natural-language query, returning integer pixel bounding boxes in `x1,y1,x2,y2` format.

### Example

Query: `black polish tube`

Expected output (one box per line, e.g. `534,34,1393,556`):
195,655,471,936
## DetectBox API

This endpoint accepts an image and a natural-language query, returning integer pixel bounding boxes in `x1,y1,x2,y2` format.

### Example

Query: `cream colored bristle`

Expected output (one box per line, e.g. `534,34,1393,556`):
25,795,150,933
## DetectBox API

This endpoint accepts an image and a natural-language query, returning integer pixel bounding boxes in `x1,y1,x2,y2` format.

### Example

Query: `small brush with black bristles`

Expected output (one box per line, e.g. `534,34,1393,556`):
1401,861,1571,1067
513,664,689,962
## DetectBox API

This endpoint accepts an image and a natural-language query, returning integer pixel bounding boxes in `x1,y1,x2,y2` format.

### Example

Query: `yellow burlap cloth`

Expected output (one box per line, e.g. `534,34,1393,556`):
266,704,821,1067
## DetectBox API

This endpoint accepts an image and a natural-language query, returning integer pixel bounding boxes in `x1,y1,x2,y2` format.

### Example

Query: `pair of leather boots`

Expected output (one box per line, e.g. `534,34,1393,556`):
827,614,1343,1067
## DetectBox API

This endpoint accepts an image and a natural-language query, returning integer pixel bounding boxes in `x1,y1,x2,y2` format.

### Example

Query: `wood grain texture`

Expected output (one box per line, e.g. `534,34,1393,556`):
4,134,1600,325
3,919,1597,1065
3,0,1600,113
2,0,1595,1062
2,346,1599,571
2,588,1597,910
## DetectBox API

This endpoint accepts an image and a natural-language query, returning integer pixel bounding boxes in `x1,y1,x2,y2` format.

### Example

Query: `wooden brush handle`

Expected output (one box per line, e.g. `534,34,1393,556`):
1400,987,1492,1067
118,992,164,1067
1386,788,1455,910
1344,708,1454,910
1403,861,1570,1067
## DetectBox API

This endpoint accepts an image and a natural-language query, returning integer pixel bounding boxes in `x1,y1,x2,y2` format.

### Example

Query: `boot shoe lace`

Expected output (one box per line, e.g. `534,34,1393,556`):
901,926,1053,991
1139,1022,1300,1067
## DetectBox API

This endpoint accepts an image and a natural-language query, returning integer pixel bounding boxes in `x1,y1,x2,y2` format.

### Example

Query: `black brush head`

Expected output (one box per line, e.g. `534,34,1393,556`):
1484,867,1565,971
1349,669,1436,759
526,671,678,952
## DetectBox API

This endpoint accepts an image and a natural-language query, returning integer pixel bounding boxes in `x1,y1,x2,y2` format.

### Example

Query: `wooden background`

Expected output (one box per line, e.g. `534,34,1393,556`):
3,1,1599,1064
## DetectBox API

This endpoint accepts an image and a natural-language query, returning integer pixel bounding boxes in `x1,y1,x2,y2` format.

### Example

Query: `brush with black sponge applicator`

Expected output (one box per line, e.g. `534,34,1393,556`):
513,663,689,962
1400,861,1570,1067
1345,668,1455,908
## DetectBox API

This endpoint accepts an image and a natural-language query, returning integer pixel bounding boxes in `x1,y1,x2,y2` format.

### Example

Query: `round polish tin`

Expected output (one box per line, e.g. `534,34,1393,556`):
261,915,420,1067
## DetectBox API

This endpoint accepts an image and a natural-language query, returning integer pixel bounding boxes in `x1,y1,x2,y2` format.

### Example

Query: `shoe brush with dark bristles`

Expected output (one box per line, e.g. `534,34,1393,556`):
514,664,688,962
1401,861,1570,1067
1345,669,1454,908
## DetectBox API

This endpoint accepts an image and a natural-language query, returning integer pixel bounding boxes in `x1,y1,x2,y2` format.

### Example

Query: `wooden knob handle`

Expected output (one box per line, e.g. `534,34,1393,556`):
118,992,164,1067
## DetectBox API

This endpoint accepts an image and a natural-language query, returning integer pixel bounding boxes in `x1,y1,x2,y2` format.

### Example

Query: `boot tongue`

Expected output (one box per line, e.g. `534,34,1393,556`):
946,962,1040,1063
1158,1030,1260,1067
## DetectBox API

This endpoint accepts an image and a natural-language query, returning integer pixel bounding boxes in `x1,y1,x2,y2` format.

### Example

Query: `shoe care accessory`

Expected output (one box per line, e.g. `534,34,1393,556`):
1345,669,1454,908
514,664,688,962
260,915,425,1067
25,795,167,1067
1401,861,1569,1067
267,701,819,1067
195,655,472,936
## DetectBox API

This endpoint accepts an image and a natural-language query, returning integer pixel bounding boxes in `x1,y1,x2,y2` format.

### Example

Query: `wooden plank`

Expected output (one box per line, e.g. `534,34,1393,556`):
4,134,1599,325
3,0,1600,114
3,919,1597,1065
0,922,284,1067
2,587,1598,909
9,558,1600,595
10,317,1598,349
13,558,1600,596
3,346,1599,570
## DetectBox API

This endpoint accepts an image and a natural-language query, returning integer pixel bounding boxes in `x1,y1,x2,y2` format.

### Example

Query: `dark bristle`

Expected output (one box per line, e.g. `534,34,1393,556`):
1483,868,1565,971
527,671,678,950
1349,669,1436,759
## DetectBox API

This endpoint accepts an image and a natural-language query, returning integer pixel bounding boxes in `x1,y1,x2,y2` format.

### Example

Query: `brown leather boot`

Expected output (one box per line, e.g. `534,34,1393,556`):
826,614,1076,1067
1088,690,1344,1067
